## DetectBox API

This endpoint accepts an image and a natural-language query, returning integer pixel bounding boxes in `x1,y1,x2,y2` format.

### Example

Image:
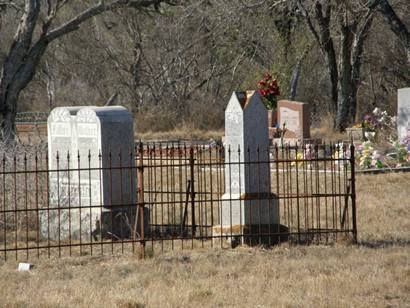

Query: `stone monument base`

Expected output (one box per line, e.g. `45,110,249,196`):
212,224,289,247
220,193,279,226
40,207,150,241
214,193,283,247
39,207,102,241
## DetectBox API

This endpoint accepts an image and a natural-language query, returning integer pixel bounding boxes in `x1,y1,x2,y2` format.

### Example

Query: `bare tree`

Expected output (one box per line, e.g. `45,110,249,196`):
297,0,380,131
0,0,178,141
370,0,410,63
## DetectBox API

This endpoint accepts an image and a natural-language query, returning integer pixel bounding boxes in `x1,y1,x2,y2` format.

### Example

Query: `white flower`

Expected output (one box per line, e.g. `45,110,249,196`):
372,150,381,160
373,107,381,115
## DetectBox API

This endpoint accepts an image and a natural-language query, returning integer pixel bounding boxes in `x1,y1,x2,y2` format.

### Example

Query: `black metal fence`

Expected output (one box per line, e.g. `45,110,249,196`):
0,142,356,260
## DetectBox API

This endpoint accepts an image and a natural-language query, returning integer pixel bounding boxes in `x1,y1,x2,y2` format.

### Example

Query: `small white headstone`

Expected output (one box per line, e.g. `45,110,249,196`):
18,263,33,271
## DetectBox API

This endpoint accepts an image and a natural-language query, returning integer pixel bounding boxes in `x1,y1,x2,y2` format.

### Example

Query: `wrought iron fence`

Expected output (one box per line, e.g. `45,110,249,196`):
0,142,356,260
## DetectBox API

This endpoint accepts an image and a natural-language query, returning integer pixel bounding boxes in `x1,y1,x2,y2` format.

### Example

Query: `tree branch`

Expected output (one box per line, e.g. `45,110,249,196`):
296,0,321,50
0,0,40,104
351,7,376,86
0,1,23,12
46,0,177,43
377,0,410,62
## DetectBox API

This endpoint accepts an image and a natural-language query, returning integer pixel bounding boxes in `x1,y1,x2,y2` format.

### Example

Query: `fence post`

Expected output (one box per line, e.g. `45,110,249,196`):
189,147,196,236
350,143,357,243
137,142,145,258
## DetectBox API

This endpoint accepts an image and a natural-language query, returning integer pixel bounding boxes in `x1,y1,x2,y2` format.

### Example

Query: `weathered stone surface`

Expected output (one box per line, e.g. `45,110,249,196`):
278,100,310,139
398,88,410,141
214,91,279,243
41,106,138,241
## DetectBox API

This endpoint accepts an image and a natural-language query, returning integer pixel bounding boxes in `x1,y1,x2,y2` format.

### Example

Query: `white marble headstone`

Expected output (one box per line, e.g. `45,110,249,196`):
398,88,410,141
42,106,136,241
216,91,279,241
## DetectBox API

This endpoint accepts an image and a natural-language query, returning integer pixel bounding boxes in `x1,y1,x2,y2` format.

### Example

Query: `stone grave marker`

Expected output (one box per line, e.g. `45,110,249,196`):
213,91,279,245
398,88,410,141
42,106,138,241
43,106,81,240
278,100,310,139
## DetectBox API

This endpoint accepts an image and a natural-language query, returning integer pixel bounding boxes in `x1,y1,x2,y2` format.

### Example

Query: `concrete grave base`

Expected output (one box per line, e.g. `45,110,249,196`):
40,207,150,241
100,207,150,239
212,224,289,247
219,193,279,227
39,207,103,241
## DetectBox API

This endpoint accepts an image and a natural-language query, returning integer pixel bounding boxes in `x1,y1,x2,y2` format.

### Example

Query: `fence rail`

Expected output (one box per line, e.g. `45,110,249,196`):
0,142,356,260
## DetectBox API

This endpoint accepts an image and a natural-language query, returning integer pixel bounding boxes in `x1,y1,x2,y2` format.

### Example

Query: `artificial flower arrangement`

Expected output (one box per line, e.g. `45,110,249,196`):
352,109,409,169
257,73,280,110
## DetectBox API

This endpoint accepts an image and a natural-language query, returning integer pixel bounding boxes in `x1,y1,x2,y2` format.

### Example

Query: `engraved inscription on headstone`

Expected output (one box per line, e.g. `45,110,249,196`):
41,106,138,241
277,100,310,140
280,107,300,134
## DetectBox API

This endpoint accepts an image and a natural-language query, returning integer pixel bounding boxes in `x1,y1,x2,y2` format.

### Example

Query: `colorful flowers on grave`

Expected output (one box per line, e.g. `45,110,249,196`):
291,145,316,168
303,144,316,160
357,141,374,169
349,108,410,170
291,152,304,167
331,143,350,166
257,73,280,110
371,150,384,169
392,140,410,163
352,108,396,134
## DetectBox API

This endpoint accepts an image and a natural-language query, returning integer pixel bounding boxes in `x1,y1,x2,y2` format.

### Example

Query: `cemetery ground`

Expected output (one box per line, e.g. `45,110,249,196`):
0,172,408,307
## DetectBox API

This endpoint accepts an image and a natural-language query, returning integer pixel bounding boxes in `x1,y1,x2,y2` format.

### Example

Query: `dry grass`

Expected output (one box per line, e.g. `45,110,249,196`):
0,173,409,307
136,125,223,142
311,115,346,142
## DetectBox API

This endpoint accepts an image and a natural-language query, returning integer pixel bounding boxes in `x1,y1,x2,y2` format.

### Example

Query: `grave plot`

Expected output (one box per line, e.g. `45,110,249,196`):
0,95,357,260
0,141,356,259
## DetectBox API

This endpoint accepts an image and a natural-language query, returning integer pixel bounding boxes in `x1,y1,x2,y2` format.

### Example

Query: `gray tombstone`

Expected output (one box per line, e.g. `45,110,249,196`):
213,91,279,245
398,88,410,141
42,106,138,241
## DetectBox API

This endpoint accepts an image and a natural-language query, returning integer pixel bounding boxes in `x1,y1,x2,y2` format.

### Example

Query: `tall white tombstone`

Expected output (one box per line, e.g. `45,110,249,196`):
42,106,137,241
213,91,279,245
47,107,82,165
43,107,82,240
398,88,410,141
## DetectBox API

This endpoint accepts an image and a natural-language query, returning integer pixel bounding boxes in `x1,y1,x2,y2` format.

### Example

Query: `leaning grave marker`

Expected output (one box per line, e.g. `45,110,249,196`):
42,106,137,241
398,88,410,141
213,91,280,245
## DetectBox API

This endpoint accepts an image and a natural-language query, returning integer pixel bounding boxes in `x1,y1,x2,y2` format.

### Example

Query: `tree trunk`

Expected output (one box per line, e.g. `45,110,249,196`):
335,19,355,131
335,9,375,131
313,3,338,115
0,39,49,141
377,0,410,63
0,0,172,141
297,1,339,114
0,0,41,141
289,48,309,101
